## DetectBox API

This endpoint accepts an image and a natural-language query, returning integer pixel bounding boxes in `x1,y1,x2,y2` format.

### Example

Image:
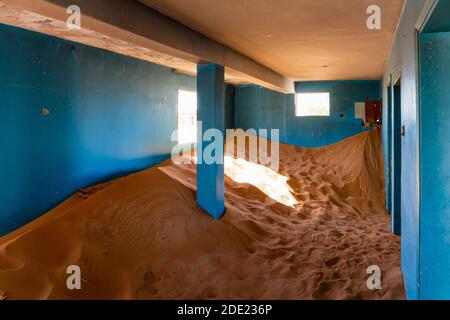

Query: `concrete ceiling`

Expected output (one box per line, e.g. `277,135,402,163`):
0,0,294,92
140,0,405,81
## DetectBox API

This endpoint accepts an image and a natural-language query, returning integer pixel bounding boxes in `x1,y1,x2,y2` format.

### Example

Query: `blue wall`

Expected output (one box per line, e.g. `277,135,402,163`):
422,0,450,33
382,0,425,299
235,81,380,148
234,84,292,143
381,0,450,299
0,23,196,236
225,84,236,130
419,17,450,299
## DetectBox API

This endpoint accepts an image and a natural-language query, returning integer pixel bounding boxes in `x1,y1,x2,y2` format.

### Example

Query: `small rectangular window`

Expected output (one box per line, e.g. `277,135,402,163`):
295,92,330,117
177,90,197,144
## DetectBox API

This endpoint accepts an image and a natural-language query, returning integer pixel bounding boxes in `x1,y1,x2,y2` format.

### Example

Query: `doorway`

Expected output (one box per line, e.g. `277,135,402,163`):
392,79,402,236
385,83,393,217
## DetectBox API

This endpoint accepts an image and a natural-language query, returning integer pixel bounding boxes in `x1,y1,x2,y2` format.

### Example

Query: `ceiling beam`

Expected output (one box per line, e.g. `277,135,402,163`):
0,0,294,93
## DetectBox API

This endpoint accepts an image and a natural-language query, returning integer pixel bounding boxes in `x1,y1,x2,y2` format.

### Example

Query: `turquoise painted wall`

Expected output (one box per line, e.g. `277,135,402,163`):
235,81,380,148
382,0,450,299
0,23,196,236
418,8,450,299
419,31,450,299
234,84,292,143
422,0,450,33
382,0,427,299
225,84,236,130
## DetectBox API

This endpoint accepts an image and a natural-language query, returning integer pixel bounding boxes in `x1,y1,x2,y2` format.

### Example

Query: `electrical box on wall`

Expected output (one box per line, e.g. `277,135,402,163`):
365,100,382,126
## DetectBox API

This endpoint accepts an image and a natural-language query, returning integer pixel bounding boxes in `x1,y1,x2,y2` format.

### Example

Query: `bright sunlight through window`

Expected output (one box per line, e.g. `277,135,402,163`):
295,92,330,117
178,90,197,144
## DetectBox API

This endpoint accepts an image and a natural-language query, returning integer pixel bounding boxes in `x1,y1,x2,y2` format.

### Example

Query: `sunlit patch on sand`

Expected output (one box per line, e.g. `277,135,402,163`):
224,156,298,207
171,153,298,207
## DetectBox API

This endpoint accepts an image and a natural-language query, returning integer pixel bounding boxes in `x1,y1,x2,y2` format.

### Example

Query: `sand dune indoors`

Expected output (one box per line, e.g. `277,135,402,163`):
0,130,404,300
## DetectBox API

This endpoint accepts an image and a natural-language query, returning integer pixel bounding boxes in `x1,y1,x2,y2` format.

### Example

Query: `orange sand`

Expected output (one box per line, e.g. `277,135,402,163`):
0,130,404,300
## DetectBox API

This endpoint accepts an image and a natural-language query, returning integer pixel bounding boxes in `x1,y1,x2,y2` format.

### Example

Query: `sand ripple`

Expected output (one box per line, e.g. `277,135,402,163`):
0,130,404,300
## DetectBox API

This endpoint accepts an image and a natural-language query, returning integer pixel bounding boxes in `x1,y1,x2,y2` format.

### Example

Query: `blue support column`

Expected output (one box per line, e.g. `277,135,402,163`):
197,64,225,218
